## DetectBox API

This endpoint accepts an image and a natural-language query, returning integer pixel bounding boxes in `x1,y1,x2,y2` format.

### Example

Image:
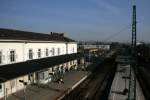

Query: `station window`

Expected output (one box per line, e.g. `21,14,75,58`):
29,49,33,59
0,51,2,64
10,50,15,62
28,75,31,81
58,48,60,55
39,73,44,79
52,48,55,56
28,73,33,81
72,61,74,64
37,49,41,58
70,61,72,65
45,48,49,56
44,71,49,80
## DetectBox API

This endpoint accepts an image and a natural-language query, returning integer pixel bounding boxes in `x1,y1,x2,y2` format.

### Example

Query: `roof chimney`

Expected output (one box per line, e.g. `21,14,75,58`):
50,32,64,37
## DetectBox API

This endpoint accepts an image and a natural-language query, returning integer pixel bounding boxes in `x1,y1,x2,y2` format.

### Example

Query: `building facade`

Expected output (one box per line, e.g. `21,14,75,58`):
78,44,110,50
0,28,81,99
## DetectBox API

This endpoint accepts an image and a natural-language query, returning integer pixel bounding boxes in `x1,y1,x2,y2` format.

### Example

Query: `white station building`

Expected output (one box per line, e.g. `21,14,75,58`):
0,28,84,99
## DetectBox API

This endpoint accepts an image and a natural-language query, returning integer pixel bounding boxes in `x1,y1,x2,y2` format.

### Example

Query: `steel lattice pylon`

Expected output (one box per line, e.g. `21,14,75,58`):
128,1,137,100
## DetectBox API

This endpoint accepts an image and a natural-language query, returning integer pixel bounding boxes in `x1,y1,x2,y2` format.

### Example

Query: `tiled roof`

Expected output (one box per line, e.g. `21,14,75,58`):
0,28,75,42
0,53,84,83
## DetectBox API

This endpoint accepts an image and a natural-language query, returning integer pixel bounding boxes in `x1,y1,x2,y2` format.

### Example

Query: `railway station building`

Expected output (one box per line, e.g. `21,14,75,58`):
0,28,84,99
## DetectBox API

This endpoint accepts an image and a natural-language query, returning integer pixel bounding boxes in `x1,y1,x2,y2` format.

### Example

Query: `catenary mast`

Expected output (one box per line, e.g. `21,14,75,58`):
128,0,137,99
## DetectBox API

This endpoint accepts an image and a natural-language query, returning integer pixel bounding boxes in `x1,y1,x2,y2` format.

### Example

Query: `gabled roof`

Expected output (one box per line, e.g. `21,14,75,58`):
0,53,84,83
0,28,75,42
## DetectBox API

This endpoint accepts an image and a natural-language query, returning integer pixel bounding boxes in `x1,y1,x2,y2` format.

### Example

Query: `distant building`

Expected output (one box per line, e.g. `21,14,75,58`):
0,28,83,98
78,44,110,50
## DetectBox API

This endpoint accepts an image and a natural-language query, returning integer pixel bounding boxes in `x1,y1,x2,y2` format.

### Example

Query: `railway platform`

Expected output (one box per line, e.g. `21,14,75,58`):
108,64,145,100
3,70,90,100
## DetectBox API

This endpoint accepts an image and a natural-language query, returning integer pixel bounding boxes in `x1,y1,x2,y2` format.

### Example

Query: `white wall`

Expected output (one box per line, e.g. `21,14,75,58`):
24,42,67,60
0,41,77,65
67,43,77,54
0,42,24,65
0,40,77,98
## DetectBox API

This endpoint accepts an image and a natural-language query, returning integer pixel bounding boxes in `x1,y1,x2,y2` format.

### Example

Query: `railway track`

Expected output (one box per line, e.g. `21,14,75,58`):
136,66,150,100
63,58,116,100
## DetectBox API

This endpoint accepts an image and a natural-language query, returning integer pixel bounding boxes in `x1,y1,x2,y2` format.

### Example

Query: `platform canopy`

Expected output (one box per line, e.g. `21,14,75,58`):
0,53,84,83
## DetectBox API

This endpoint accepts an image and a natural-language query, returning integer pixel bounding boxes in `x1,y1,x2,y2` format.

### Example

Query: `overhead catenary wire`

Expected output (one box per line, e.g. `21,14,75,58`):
102,24,131,42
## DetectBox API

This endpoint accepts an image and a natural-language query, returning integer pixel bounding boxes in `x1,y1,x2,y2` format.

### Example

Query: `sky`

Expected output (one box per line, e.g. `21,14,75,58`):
0,0,150,42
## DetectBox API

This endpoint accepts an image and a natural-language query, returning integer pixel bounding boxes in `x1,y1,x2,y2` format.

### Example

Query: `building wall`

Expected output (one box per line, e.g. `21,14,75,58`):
0,75,28,98
81,44,110,50
0,41,77,98
0,41,77,65
24,42,67,60
67,43,77,54
0,42,24,65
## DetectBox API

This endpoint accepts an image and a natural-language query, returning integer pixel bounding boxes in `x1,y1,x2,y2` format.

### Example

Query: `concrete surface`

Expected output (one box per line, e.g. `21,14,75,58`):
108,64,145,100
4,70,90,100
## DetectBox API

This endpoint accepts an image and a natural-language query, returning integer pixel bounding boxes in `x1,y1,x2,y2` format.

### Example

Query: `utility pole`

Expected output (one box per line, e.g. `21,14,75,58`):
128,0,137,100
